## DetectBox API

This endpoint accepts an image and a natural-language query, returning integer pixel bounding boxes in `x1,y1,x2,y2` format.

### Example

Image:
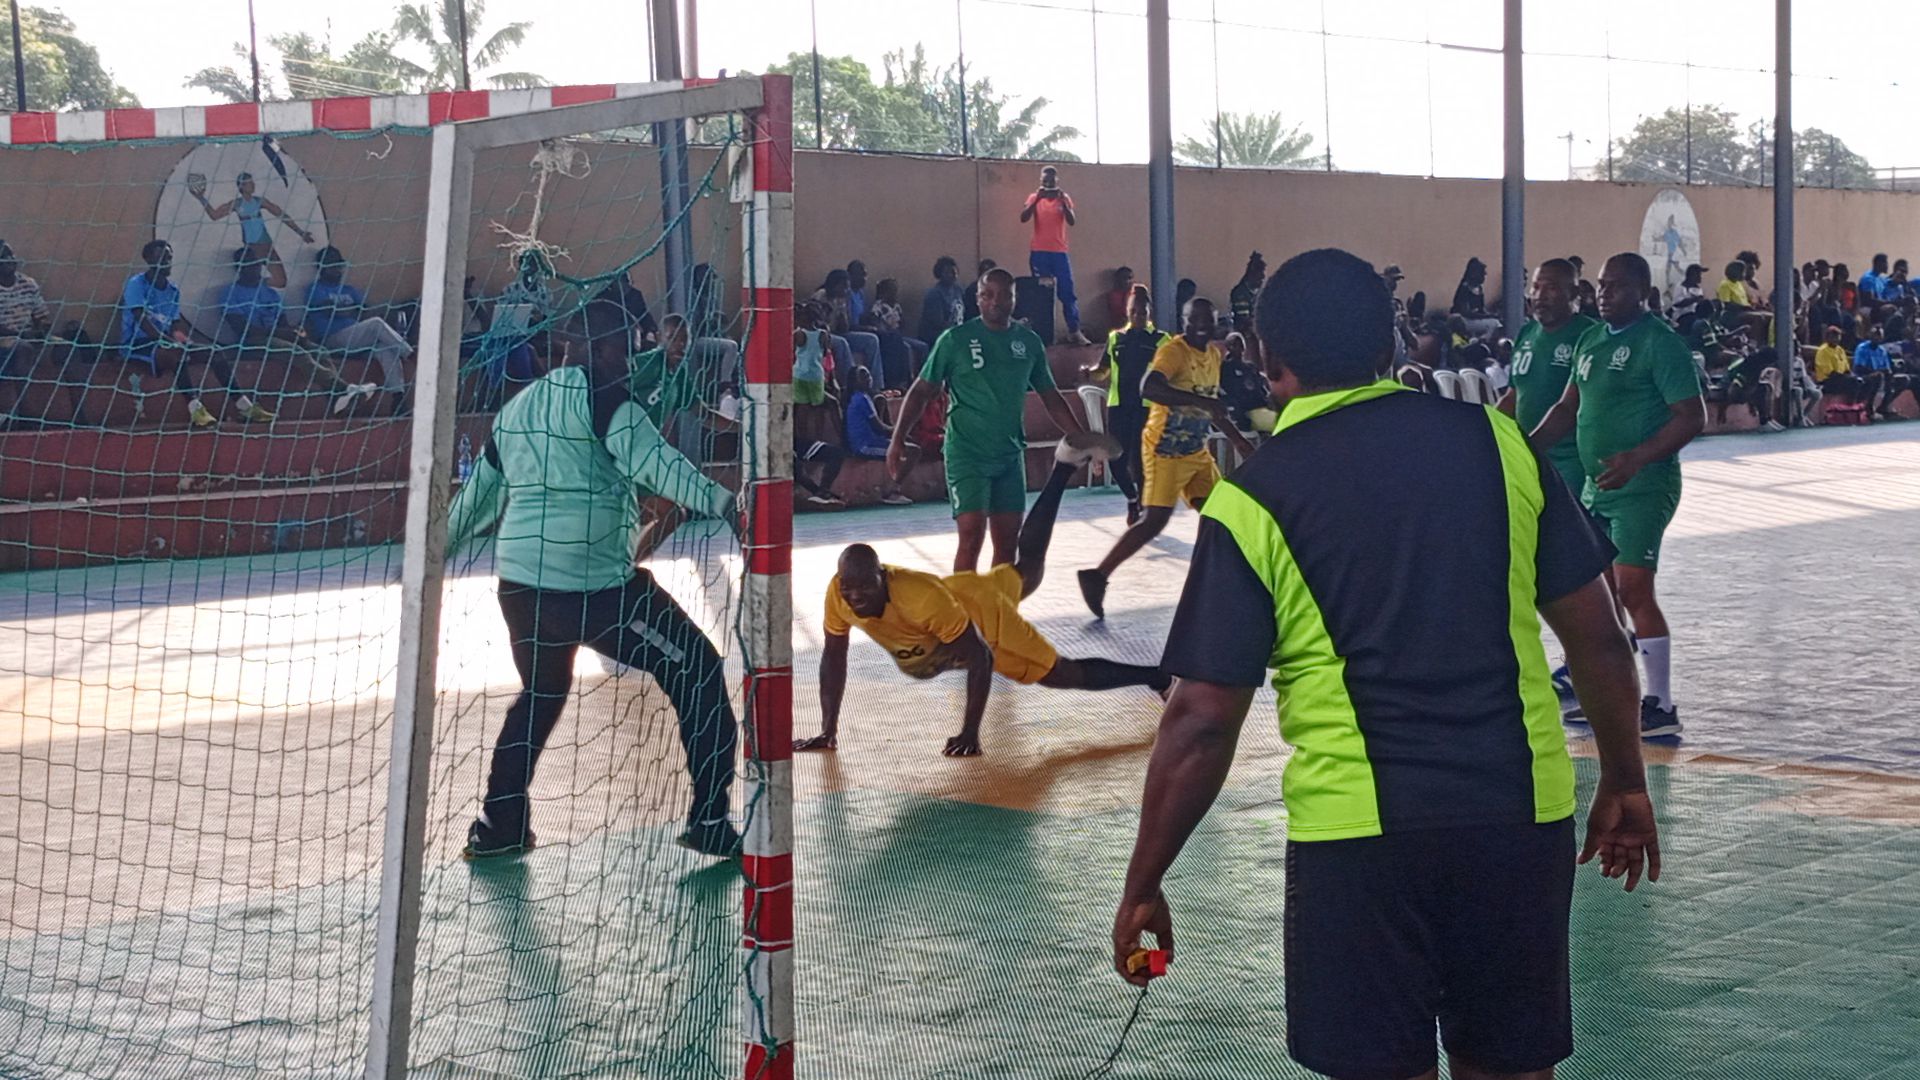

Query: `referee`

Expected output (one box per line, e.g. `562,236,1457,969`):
1110,249,1660,1080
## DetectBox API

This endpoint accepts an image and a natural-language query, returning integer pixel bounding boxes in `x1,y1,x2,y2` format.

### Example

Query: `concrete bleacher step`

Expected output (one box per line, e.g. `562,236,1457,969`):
0,415,495,504
5,356,409,430
0,482,410,572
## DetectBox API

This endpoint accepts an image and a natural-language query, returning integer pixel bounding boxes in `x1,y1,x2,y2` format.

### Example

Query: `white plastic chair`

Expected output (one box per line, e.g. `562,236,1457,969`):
1074,383,1112,488
1430,369,1461,400
1455,368,1493,404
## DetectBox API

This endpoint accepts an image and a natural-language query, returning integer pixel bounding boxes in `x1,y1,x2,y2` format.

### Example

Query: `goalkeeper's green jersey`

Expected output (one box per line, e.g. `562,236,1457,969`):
446,363,734,592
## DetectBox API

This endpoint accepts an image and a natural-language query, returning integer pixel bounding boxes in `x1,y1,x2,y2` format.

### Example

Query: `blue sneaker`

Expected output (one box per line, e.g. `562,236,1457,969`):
1551,665,1587,723
1550,664,1576,699
1639,696,1682,739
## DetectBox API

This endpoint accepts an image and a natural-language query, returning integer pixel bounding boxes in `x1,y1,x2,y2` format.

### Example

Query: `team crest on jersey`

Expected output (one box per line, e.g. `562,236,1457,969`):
1553,344,1573,366
1609,346,1631,370
1009,339,1028,359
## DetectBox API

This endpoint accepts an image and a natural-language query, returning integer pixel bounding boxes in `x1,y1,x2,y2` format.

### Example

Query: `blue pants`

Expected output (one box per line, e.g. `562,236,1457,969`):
1029,249,1080,333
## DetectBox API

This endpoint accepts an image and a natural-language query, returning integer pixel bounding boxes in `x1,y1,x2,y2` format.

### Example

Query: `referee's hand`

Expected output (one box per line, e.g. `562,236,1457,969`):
1579,783,1662,892
1111,892,1174,987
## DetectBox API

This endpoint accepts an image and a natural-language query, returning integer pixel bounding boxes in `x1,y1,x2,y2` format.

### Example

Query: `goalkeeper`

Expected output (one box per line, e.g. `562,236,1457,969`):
445,302,743,859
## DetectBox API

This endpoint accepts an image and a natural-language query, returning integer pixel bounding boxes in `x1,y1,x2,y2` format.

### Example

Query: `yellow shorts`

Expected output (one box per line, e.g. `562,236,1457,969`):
1141,450,1219,509
942,565,1059,684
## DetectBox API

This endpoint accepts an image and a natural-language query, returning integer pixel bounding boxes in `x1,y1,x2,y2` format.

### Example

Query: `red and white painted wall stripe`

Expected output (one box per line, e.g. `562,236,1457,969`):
0,82,680,145
740,73,796,1080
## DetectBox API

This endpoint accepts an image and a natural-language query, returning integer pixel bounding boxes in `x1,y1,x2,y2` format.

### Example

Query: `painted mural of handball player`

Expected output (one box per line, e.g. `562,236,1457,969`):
190,171,314,289
797,432,1171,759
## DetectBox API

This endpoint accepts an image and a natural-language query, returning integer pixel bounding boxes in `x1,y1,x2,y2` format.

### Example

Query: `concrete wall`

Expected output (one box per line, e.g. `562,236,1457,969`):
9,136,1920,339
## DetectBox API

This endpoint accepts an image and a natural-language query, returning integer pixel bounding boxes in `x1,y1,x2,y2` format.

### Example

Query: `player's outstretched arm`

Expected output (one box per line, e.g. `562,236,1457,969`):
604,400,736,524
1112,679,1254,985
444,445,506,553
945,625,996,758
887,378,938,481
1040,388,1085,438
1542,576,1661,891
796,633,850,752
1529,379,1580,452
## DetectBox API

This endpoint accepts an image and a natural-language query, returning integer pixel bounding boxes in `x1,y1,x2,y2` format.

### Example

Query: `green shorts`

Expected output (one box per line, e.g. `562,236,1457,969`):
947,455,1027,517
792,378,826,406
1585,479,1680,570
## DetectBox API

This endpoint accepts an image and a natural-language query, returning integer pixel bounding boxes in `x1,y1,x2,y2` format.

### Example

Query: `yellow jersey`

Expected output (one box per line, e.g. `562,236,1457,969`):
1141,335,1222,459
1813,342,1851,381
823,564,1059,684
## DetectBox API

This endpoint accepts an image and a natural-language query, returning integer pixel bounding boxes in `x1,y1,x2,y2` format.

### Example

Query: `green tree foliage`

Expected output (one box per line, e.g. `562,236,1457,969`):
1793,127,1876,188
0,6,137,111
768,45,1079,160
1175,110,1318,168
185,0,541,102
392,0,542,91
186,31,422,104
1608,106,1876,188
1609,105,1748,184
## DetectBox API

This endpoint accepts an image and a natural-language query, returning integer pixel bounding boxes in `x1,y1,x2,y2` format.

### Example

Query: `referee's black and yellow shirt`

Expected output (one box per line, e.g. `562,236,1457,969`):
1163,380,1614,841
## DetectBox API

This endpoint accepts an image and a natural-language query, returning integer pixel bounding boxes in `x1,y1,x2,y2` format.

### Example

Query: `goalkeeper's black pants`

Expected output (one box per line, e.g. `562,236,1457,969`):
486,572,736,830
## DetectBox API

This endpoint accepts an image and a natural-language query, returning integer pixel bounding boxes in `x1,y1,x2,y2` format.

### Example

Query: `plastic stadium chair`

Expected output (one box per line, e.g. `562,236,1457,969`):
1456,368,1494,404
1430,369,1461,400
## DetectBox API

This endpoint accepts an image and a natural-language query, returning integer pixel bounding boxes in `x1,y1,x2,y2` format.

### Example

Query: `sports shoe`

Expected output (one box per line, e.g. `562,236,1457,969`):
188,399,218,428
677,819,743,858
236,396,275,423
1639,696,1682,739
330,385,366,416
1077,568,1108,620
1549,664,1586,721
1063,330,1094,347
1125,500,1142,526
805,493,838,507
880,493,913,506
1762,419,1786,433
1056,430,1122,467
463,813,535,859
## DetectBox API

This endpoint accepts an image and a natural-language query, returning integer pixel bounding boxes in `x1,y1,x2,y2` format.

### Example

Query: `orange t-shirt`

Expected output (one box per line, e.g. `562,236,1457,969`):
1024,191,1074,253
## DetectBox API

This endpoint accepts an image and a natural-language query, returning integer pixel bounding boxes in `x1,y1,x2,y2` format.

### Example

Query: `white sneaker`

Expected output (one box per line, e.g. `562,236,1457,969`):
880,493,913,506
1055,430,1122,467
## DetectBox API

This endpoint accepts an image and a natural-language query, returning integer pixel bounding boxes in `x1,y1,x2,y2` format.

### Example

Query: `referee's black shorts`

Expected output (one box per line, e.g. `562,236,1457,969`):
1284,817,1576,1080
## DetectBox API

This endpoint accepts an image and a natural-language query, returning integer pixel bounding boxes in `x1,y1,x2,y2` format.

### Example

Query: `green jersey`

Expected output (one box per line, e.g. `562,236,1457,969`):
627,347,702,429
1510,315,1600,488
1570,314,1702,492
445,364,734,592
918,317,1057,466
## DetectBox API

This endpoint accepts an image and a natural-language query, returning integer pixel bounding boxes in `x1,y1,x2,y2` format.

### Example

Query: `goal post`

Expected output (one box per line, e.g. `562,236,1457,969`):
0,73,794,1080
370,73,797,1080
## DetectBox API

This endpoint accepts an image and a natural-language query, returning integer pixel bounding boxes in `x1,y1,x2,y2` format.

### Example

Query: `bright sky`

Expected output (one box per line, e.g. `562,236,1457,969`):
42,0,1920,180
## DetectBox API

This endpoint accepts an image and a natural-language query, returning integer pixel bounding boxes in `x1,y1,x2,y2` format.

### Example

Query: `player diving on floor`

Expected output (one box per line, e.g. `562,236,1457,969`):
797,432,1169,758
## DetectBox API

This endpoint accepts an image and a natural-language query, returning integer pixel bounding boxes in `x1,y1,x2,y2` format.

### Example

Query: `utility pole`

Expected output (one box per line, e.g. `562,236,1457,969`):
1500,0,1524,337
1146,0,1175,313
9,0,27,111
246,0,262,103
651,0,693,313
454,0,472,91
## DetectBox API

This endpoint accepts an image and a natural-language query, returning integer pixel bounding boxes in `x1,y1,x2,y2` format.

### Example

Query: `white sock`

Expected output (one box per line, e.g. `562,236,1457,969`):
1639,636,1672,709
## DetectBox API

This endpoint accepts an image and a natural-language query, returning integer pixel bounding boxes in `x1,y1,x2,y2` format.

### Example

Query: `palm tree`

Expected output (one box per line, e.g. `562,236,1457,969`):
393,0,544,91
1175,110,1319,169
